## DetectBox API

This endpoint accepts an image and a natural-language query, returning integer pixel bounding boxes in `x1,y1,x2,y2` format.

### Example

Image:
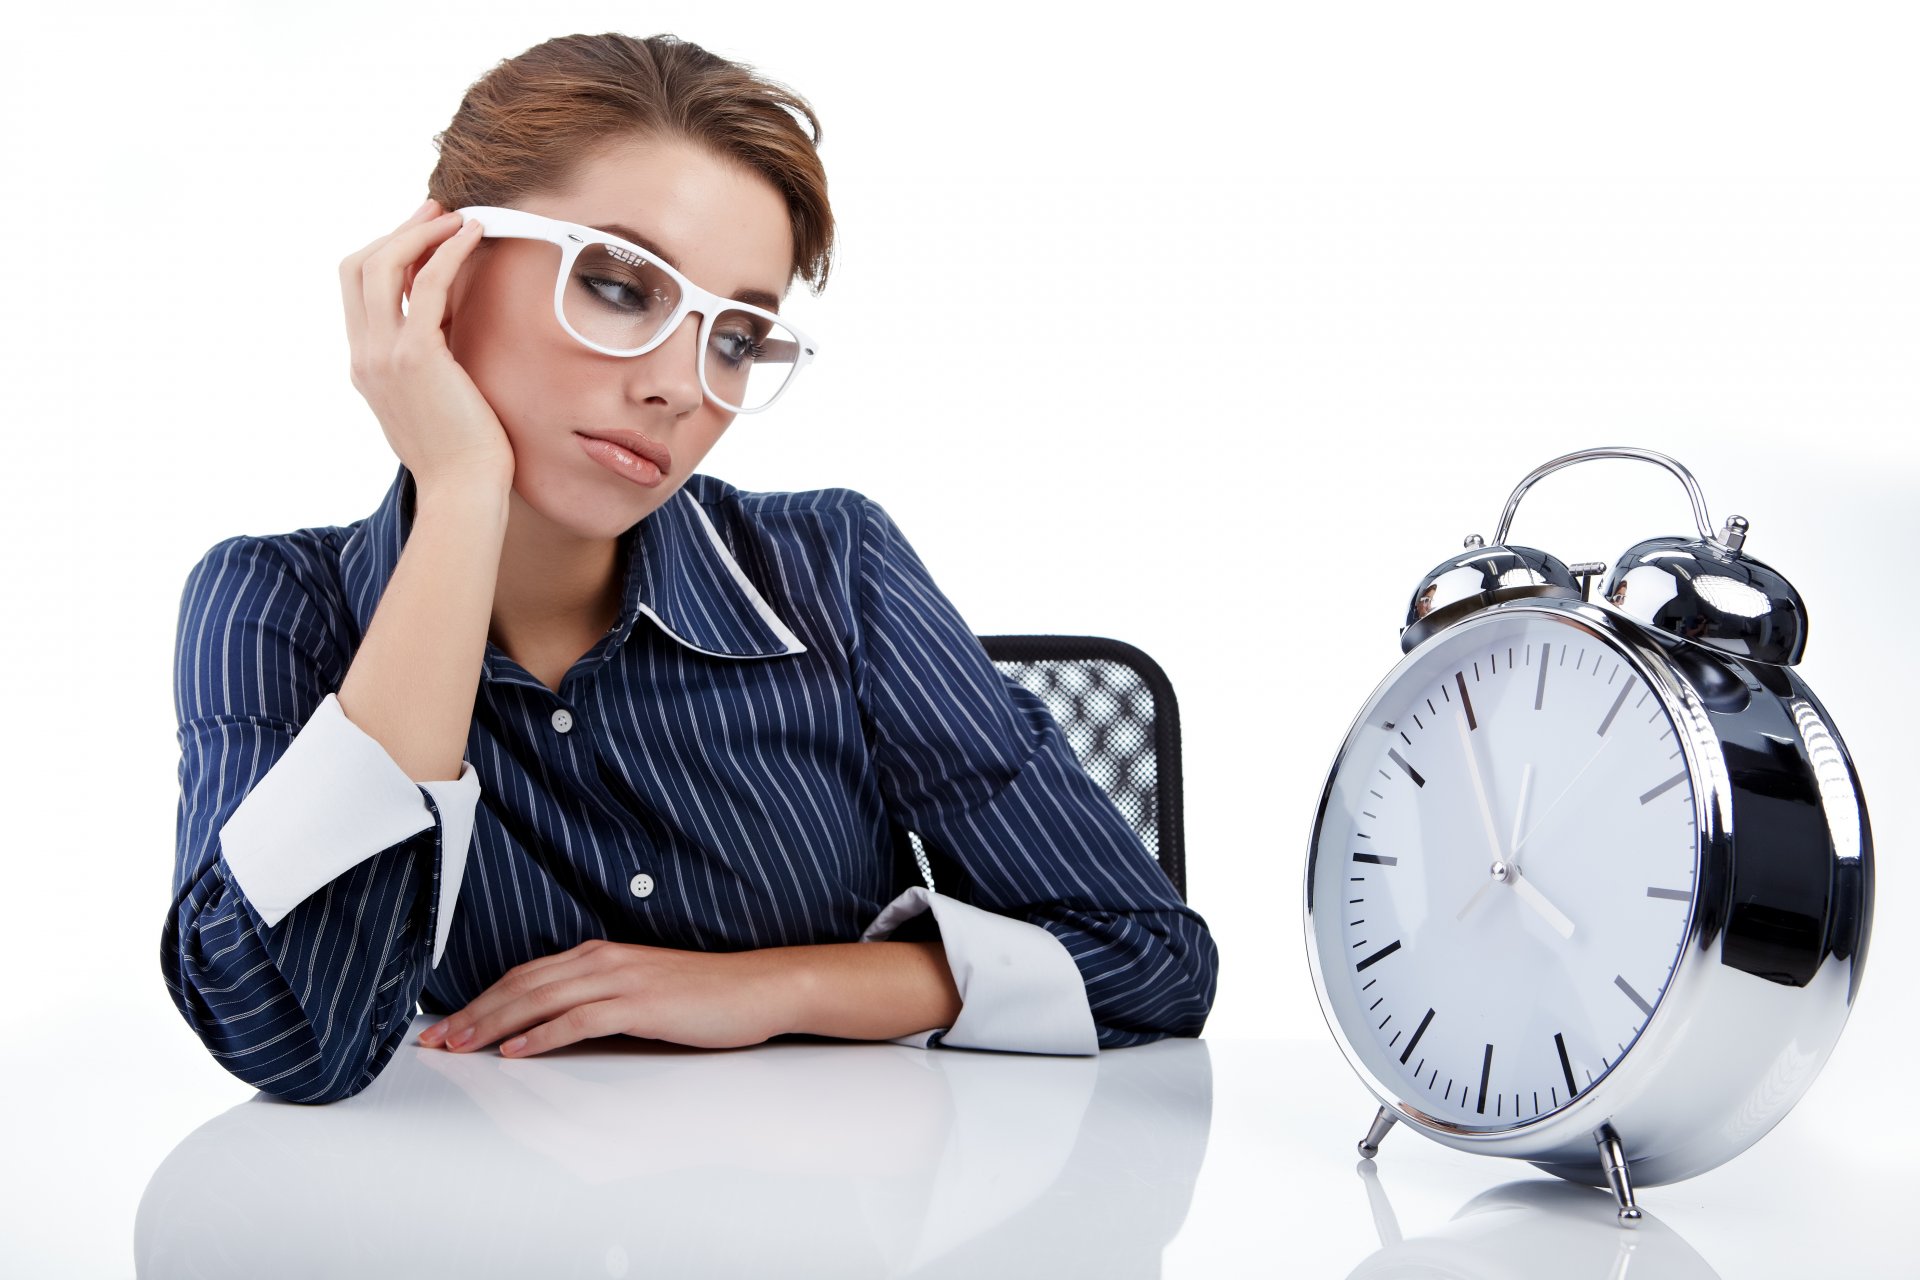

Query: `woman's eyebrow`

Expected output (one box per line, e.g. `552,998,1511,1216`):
593,221,782,312
593,222,676,264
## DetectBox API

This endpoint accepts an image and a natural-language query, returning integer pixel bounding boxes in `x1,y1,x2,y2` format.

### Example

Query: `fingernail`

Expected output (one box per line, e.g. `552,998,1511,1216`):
502,1036,527,1055
421,1022,445,1045
414,197,436,218
449,1026,475,1049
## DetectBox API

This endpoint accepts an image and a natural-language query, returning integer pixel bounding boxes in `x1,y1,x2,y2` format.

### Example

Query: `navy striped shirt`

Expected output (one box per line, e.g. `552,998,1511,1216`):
163,462,1218,1102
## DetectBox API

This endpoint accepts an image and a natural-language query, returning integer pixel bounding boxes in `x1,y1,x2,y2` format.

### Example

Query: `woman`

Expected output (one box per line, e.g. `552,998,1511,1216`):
163,32,1217,1104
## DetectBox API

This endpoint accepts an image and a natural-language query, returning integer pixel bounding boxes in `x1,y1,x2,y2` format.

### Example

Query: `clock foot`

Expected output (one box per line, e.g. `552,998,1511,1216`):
1358,1106,1396,1159
1594,1123,1644,1223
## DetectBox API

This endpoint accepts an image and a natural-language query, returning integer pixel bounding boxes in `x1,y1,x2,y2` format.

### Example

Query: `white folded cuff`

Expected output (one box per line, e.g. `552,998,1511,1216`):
216,692,481,969
861,886,1098,1055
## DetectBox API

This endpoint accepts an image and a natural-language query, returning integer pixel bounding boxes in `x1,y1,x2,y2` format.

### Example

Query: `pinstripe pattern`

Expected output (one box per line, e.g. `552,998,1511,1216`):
163,462,1218,1102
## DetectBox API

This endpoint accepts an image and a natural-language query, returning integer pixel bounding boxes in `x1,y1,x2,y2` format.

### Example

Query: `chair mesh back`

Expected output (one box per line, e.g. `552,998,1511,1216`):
903,635,1187,902
995,657,1163,854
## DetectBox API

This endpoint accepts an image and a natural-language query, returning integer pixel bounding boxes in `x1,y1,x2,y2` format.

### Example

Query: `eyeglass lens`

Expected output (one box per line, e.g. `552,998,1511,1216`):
563,239,802,411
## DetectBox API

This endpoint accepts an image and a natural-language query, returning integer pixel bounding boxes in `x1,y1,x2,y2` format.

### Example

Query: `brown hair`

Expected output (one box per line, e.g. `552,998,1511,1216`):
427,33,834,292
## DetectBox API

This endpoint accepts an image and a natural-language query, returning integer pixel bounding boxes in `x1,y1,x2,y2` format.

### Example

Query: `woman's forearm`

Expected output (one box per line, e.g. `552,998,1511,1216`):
776,939,962,1042
336,476,511,782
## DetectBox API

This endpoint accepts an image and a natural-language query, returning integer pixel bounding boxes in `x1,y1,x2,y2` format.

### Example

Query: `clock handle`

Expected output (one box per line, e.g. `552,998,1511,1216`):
1486,447,1736,550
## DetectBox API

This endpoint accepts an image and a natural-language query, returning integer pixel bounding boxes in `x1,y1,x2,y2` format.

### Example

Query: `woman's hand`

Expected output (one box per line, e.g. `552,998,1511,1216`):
338,197,516,495
418,939,798,1057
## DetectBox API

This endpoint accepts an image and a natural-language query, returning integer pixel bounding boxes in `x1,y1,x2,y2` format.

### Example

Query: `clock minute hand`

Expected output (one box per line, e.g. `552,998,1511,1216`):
1455,701,1507,870
1453,706,1510,924
1461,761,1535,923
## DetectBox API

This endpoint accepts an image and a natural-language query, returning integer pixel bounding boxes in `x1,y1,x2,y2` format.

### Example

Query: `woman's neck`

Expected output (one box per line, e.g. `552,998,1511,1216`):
487,484,624,656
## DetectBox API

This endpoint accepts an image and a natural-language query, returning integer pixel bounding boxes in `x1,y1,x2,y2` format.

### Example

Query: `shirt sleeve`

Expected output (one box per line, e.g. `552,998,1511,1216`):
848,498,1219,1054
160,535,483,1104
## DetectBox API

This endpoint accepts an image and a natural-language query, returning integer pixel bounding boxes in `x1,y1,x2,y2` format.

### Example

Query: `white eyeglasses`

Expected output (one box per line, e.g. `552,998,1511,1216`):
454,205,818,414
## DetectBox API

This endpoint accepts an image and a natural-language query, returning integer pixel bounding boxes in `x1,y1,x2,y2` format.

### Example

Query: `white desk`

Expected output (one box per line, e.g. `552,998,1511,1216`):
116,1015,1908,1277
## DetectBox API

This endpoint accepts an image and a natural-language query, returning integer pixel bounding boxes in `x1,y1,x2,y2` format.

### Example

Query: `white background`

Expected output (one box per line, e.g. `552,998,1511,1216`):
4,2,1915,1273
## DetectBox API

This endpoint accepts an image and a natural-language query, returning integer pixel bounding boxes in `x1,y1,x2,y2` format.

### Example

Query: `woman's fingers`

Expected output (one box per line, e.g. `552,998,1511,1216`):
359,212,471,348
338,197,442,353
424,941,607,1046
399,215,485,338
335,195,519,490
436,961,617,1052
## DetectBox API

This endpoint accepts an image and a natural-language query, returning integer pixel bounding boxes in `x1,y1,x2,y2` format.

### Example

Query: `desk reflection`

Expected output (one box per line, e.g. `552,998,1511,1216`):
1350,1161,1721,1279
137,1017,1212,1277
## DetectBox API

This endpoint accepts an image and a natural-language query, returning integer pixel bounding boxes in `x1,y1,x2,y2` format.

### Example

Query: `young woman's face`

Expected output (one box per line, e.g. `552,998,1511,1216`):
445,133,795,536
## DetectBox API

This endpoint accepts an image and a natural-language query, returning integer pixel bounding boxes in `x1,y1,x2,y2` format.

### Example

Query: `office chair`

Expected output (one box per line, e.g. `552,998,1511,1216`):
904,635,1187,903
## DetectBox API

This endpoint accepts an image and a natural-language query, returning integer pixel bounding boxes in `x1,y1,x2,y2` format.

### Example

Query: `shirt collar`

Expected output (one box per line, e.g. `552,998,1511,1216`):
341,464,808,683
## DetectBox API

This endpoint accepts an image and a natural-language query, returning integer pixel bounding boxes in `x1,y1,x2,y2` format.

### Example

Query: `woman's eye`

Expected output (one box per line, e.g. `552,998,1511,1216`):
710,329,766,367
582,274,666,312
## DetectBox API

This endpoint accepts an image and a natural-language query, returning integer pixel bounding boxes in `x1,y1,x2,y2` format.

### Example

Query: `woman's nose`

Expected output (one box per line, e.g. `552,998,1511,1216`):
626,310,705,413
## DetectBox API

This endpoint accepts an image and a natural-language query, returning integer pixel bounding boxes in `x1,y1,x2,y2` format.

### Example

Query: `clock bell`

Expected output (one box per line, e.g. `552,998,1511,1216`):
1401,446,1808,668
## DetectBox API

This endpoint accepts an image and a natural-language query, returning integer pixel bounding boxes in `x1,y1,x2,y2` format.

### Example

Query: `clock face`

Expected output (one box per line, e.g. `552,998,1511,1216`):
1308,605,1700,1133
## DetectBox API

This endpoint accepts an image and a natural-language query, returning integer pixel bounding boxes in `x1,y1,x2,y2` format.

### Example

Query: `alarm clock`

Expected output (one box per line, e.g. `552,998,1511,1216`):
1303,446,1873,1220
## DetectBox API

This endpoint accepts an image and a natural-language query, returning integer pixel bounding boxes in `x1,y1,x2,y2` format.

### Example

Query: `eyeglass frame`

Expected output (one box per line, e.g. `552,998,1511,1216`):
452,204,819,415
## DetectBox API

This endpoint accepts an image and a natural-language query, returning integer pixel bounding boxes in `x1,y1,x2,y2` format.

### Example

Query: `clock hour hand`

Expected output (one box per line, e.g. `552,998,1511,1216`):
1508,863,1576,939
1502,762,1574,936
1456,858,1577,938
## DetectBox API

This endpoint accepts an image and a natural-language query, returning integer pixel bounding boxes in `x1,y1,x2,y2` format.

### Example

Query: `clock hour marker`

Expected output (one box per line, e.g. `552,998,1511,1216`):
1598,675,1638,735
1387,748,1426,787
1400,1008,1434,1064
1535,643,1550,709
1455,672,1477,729
1476,1043,1493,1114
1555,1032,1578,1098
1353,852,1398,865
1646,886,1690,901
1397,744,1428,786
1355,941,1402,971
1614,975,1655,1017
1639,771,1687,804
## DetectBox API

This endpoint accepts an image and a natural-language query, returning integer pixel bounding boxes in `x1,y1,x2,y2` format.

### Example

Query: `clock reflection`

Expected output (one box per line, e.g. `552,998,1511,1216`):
1347,1160,1721,1279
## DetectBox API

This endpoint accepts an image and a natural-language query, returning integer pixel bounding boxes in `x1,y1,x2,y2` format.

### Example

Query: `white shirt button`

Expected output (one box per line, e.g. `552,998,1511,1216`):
629,872,655,899
551,708,574,733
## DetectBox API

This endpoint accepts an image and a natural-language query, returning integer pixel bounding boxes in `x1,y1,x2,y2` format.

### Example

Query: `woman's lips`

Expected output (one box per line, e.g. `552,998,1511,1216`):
578,429,672,474
578,434,666,487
